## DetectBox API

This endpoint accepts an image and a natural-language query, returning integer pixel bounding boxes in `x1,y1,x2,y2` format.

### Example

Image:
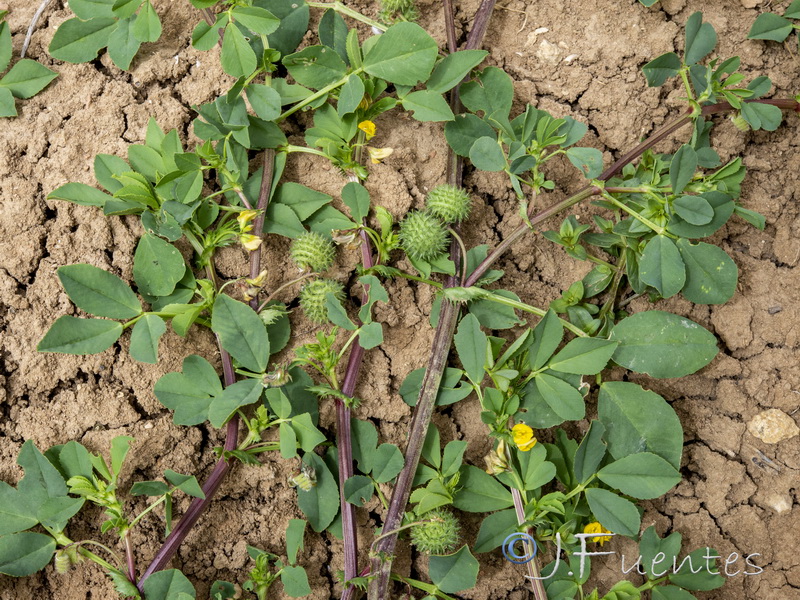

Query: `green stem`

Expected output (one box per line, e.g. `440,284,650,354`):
475,289,587,337
307,1,387,31
283,145,328,158
278,68,364,122
601,193,668,236
128,495,168,531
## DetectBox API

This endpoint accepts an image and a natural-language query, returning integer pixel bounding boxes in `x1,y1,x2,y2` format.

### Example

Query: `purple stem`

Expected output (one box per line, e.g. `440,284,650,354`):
338,230,374,600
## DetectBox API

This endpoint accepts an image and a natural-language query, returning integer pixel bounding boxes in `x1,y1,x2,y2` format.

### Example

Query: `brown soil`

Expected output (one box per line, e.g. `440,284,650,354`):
1,0,799,599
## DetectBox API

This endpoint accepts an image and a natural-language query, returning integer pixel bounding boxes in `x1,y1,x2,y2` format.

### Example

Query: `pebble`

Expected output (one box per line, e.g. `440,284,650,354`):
747,409,799,443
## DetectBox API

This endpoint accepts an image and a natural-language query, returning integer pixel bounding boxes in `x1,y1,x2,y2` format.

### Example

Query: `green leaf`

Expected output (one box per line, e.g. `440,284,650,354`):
734,205,765,230
638,235,686,298
49,182,113,208
341,181,369,222
191,13,227,50
473,509,518,553
290,413,326,452
246,84,281,121
786,0,800,18
426,49,489,94
297,452,339,532
362,22,438,85
669,548,726,591
38,496,85,531
318,8,348,64
0,86,15,117
107,16,142,70
154,355,221,426
0,482,39,535
49,17,118,63
131,480,169,496
133,234,185,297
534,372,585,421
141,569,196,600
257,0,309,57
441,440,467,479
399,367,471,407
748,13,793,42
280,565,311,597
164,470,205,498
684,12,717,65
444,113,496,157
132,0,161,42
343,475,373,506
279,421,298,459
0,60,58,99
231,6,279,35
584,488,640,537
740,101,783,131
677,238,737,304
57,264,142,319
453,313,487,383
337,73,364,116
129,314,167,363
69,0,116,19
110,435,133,475
371,443,403,483
598,382,683,469
351,418,378,474
469,136,506,172
597,452,681,499
357,321,383,350
285,519,306,564
112,0,143,18
208,379,263,427
610,310,718,378
460,66,514,120
0,22,11,73
38,316,122,355
0,532,56,577
566,147,603,179
283,45,347,90
667,191,734,239
401,90,454,122
652,586,697,600
58,441,93,480
211,294,270,372
452,465,514,512
528,310,564,370
673,195,714,225
220,23,257,78
669,144,697,195
573,421,607,484
518,443,556,490
547,338,618,375
428,546,479,593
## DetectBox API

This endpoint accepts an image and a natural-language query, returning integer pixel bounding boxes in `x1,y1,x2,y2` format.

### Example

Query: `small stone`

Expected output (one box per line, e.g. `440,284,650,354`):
766,495,792,514
747,409,799,443
740,0,760,8
768,305,783,315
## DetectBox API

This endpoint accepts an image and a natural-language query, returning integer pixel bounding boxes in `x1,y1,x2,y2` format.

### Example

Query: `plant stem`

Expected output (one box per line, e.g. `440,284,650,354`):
124,533,136,585
511,488,547,600
307,1,387,31
279,68,364,122
250,149,276,307
339,230,375,600
367,3,496,597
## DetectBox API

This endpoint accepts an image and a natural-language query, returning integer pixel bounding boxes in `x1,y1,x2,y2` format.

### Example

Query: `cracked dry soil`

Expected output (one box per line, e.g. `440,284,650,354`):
1,0,799,598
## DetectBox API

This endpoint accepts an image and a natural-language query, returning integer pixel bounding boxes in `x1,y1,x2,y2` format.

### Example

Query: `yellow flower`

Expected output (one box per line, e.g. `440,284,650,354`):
358,120,376,139
357,96,371,111
367,147,393,164
246,269,268,287
583,522,613,546
237,209,259,232
511,423,537,452
240,234,262,252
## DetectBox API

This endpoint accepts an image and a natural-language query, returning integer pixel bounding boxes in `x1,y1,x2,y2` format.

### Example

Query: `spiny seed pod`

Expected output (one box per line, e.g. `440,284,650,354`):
410,508,461,555
399,211,450,262
54,550,72,574
299,278,345,323
291,231,336,273
425,184,472,223
730,113,750,132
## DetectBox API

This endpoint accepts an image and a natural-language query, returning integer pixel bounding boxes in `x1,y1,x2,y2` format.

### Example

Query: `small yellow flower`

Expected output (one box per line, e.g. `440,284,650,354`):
583,522,613,546
358,120,376,139
357,96,371,111
246,269,268,287
511,423,537,452
367,146,393,164
237,209,259,232
240,234,262,252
